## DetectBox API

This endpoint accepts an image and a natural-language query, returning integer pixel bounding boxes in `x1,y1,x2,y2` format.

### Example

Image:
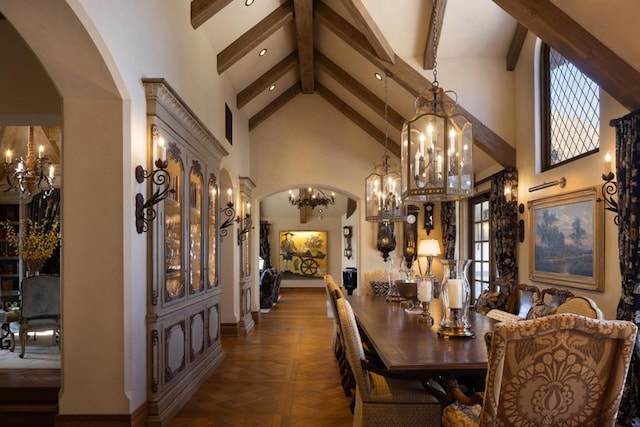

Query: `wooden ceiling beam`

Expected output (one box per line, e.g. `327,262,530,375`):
315,50,405,131
237,51,298,109
316,81,400,158
423,0,447,70
217,2,294,74
190,0,233,29
293,0,314,93
249,83,302,131
506,23,527,71
339,0,395,64
316,2,515,168
493,0,640,111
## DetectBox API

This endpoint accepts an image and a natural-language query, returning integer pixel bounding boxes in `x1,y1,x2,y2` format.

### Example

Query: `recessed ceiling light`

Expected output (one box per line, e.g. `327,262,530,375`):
259,48,267,57
374,73,383,81
269,84,276,91
245,0,254,5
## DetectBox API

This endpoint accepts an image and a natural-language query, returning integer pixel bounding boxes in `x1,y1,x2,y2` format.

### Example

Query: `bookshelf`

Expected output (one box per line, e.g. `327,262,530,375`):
0,203,21,309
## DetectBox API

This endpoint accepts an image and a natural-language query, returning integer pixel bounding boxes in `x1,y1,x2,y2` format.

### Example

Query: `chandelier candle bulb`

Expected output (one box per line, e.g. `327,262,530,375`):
49,165,55,179
38,145,44,158
5,150,11,164
448,279,463,308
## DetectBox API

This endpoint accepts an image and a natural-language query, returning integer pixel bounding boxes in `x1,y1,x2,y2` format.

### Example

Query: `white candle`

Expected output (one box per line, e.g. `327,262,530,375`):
227,188,233,205
448,279,463,308
604,152,612,175
49,165,55,179
419,132,426,158
38,145,44,158
158,137,167,161
418,277,432,302
5,150,11,164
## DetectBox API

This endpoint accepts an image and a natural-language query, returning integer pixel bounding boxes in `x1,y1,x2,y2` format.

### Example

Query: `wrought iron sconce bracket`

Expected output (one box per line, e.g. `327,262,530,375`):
135,158,175,233
599,172,619,225
219,202,236,242
237,213,252,246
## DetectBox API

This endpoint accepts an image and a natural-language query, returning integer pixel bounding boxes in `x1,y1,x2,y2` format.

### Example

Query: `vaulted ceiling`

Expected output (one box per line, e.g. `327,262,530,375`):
191,0,640,177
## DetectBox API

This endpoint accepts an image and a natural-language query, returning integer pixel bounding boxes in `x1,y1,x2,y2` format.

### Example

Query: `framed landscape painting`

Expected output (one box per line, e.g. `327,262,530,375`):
279,230,327,279
528,187,604,291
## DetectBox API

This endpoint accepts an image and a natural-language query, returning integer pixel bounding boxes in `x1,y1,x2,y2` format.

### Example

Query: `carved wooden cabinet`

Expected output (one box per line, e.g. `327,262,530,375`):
143,79,228,426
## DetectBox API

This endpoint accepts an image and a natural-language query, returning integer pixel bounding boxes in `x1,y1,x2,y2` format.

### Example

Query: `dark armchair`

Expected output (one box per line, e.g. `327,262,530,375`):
17,274,60,358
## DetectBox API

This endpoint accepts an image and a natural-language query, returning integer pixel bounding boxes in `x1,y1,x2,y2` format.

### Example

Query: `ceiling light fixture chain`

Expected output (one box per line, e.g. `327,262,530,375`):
431,0,439,90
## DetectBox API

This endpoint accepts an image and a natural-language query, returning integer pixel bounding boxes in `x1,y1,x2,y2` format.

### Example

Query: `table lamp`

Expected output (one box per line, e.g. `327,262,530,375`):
418,239,441,299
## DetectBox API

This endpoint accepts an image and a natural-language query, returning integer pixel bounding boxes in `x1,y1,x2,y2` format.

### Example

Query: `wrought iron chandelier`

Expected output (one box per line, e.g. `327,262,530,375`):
3,126,55,198
365,72,403,223
288,187,335,209
401,0,473,202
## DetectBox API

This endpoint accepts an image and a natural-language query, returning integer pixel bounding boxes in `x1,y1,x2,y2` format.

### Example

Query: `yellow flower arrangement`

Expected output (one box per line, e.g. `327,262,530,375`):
3,218,60,268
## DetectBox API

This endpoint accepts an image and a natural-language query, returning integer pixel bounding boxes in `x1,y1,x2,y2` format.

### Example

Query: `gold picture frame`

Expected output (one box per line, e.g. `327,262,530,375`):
528,187,604,291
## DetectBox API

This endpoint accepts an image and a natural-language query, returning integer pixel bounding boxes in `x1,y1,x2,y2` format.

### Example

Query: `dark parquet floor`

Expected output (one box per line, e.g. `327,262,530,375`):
169,287,354,427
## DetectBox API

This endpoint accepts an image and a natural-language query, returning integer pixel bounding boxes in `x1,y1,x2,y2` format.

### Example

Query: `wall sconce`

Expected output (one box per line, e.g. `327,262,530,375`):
600,152,619,225
423,202,434,235
343,226,353,259
219,190,253,245
135,124,175,233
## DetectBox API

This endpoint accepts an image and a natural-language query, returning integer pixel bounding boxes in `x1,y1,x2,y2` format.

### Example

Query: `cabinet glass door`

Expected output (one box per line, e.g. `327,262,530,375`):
164,152,184,302
207,178,218,289
189,167,203,294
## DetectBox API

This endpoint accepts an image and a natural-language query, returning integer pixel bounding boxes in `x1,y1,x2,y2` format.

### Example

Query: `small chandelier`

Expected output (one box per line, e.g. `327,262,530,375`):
365,72,403,223
3,126,55,198
289,187,335,209
401,0,473,202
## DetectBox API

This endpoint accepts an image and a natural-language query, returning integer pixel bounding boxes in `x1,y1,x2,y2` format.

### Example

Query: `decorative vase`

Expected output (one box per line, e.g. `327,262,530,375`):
438,259,474,337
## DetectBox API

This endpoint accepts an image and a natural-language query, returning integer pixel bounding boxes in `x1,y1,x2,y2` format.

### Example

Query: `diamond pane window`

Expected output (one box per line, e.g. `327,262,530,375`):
541,44,600,169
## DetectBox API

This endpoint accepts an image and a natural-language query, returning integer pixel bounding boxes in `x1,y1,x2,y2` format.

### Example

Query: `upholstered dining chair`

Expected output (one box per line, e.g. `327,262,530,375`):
16,274,61,358
325,275,354,397
441,313,638,426
363,269,392,297
336,298,441,426
515,283,540,318
556,295,604,319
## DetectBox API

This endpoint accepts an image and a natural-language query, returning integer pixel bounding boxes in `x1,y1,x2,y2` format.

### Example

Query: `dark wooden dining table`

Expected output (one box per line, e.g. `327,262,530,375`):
346,295,497,376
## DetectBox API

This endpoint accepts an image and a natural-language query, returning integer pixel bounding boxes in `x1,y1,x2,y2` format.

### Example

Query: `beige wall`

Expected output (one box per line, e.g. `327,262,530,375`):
513,34,629,318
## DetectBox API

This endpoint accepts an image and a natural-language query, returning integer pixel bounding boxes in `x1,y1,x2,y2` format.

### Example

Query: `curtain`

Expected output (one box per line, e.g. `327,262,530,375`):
441,201,456,260
489,168,519,310
611,109,640,425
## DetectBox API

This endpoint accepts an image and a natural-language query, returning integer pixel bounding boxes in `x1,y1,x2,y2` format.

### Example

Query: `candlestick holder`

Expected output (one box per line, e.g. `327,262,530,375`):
418,301,433,324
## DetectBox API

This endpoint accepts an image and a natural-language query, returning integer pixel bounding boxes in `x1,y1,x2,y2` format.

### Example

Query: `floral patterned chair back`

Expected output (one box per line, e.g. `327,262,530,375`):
442,313,638,426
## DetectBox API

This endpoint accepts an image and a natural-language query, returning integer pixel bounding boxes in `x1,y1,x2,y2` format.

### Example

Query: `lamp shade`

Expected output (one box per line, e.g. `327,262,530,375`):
418,238,441,257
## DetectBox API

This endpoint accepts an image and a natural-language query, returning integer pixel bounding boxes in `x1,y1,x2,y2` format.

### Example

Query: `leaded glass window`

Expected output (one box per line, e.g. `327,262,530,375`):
541,43,600,170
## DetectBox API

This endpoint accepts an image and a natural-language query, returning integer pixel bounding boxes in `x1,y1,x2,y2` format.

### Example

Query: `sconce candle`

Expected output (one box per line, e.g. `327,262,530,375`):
227,188,233,205
604,152,612,176
158,137,167,161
